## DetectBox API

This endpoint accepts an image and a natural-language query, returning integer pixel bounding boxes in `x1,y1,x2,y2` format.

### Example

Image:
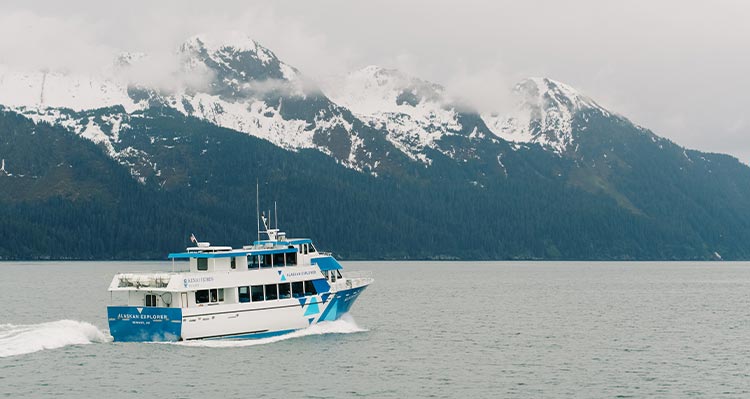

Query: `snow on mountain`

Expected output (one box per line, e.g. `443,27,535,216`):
169,93,312,149
0,66,144,113
162,34,317,151
0,34,634,182
180,32,286,69
0,65,149,175
483,77,611,153
178,33,301,91
326,66,469,164
0,34,376,176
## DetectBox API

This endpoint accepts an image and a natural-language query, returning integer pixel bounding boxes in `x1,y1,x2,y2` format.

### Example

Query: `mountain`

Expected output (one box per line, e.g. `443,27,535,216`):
483,77,614,153
1,34,749,260
327,65,498,165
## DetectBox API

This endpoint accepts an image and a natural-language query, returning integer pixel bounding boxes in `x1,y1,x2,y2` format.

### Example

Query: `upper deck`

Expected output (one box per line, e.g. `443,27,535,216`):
109,237,344,292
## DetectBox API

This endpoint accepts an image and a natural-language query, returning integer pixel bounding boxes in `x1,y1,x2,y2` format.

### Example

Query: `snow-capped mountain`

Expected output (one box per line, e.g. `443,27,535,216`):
0,33,665,181
483,77,616,154
0,34,415,178
327,66,458,163
4,34,750,261
156,33,417,175
0,66,144,113
326,65,501,165
164,34,318,151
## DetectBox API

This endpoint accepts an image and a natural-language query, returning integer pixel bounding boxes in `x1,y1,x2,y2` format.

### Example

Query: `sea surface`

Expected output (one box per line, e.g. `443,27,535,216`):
1,261,750,398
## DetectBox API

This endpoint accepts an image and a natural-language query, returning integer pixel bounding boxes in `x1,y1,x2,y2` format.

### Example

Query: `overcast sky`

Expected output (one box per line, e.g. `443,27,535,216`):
2,0,748,161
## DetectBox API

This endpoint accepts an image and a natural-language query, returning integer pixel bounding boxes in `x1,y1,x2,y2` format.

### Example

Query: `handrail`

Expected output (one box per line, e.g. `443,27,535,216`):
344,270,373,279
115,272,174,288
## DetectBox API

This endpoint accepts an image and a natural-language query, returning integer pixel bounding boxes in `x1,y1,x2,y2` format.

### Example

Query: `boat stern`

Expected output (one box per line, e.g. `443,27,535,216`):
107,306,182,342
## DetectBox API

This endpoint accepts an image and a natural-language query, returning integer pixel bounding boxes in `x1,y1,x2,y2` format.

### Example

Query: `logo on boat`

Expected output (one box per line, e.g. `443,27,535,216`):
116,313,169,321
284,270,317,278
183,276,214,288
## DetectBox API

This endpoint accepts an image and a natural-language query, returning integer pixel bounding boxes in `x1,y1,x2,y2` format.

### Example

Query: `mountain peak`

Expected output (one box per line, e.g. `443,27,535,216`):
181,33,274,63
517,77,606,115
176,32,300,101
483,76,613,153
329,65,445,115
325,66,496,164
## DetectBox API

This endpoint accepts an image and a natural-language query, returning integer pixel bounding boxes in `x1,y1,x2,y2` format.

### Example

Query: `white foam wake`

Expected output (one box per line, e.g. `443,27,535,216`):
174,313,367,348
0,320,111,358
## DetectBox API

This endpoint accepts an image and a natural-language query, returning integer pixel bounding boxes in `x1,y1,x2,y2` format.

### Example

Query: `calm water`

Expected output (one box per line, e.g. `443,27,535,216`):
2,261,750,398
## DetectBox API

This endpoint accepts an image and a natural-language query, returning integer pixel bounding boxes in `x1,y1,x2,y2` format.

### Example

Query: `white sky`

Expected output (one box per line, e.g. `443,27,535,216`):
1,0,748,161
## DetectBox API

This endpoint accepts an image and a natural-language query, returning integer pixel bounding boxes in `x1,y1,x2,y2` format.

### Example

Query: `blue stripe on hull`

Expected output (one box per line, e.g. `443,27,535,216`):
107,306,182,342
204,329,298,340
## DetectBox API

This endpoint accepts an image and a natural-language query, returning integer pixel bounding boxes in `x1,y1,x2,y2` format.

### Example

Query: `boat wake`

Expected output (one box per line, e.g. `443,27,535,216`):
0,320,111,358
174,313,367,348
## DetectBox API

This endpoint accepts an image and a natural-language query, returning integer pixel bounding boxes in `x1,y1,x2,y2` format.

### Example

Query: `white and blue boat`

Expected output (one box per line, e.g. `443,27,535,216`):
107,214,373,342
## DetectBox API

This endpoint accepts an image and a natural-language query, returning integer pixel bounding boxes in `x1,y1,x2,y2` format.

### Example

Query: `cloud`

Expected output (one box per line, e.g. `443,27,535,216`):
441,64,518,115
0,9,116,73
110,52,215,95
0,0,748,160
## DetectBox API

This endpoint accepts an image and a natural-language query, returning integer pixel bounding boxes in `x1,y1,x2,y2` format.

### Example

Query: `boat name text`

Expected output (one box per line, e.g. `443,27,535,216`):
284,270,318,278
183,276,215,288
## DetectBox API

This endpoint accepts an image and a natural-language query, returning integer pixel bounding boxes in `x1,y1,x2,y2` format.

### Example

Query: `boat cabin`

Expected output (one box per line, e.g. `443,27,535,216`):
170,238,321,273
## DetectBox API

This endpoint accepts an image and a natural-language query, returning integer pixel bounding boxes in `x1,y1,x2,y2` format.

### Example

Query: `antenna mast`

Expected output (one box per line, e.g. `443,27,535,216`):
274,201,278,229
256,180,260,242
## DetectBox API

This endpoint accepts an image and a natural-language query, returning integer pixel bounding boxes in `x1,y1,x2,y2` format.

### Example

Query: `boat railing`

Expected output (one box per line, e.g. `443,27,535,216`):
343,270,374,289
115,272,174,289
344,270,373,279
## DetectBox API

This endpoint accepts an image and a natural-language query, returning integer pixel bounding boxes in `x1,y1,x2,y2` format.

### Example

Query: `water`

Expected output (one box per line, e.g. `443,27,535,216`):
2,261,750,398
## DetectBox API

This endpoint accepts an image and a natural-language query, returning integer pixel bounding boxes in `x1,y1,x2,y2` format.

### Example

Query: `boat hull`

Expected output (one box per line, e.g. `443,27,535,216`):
107,284,369,342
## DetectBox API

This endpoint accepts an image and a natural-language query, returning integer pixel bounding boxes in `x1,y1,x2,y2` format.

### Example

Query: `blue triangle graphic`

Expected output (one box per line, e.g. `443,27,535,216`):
298,298,307,307
280,275,287,282
277,270,282,275
308,318,314,325
304,301,320,316
321,293,330,303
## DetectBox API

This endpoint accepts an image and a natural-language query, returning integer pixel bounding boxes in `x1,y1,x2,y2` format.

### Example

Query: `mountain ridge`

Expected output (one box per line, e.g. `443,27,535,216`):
1,34,749,260
0,35,658,174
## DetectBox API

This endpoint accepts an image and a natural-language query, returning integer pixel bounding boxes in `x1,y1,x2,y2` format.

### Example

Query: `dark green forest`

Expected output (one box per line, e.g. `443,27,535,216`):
2,108,749,260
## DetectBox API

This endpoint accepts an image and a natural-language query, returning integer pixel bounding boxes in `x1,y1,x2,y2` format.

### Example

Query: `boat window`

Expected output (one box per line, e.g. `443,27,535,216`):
197,258,208,271
292,281,304,298
302,244,308,255
145,294,158,307
336,270,343,279
205,288,224,303
278,283,291,299
304,280,317,296
265,284,278,300
251,285,264,302
273,252,285,267
309,243,317,253
286,250,297,266
231,257,236,269
248,255,259,269
331,271,336,283
195,289,210,304
238,286,250,303
261,254,272,268
322,270,329,281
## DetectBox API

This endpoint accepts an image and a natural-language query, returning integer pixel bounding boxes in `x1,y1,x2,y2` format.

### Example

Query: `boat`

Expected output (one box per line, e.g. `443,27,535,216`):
106,213,373,342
